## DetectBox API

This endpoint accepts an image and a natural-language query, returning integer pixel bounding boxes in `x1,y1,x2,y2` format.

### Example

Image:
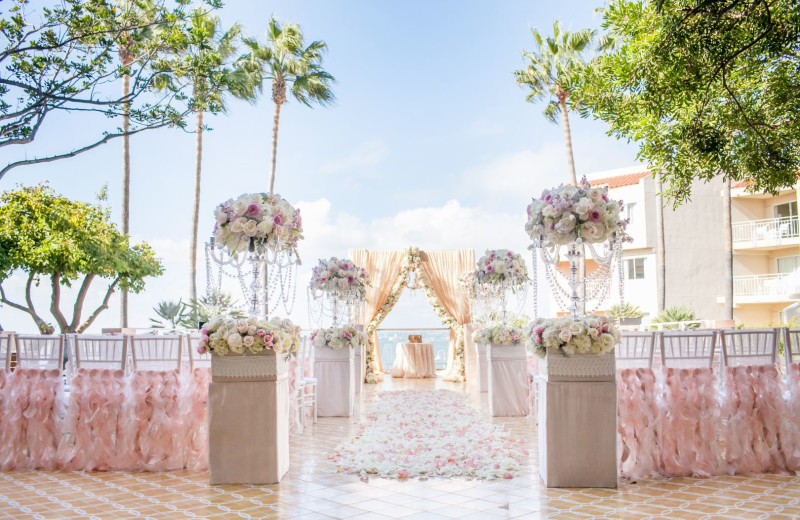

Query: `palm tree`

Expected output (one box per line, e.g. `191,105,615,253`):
514,21,595,186
235,17,335,193
119,31,134,327
173,12,250,306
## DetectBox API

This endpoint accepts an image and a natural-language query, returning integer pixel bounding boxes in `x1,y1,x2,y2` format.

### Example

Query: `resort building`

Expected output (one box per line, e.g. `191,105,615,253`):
586,167,800,326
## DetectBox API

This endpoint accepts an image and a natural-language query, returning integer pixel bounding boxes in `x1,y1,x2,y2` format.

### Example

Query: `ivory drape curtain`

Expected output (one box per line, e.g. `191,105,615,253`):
418,249,474,380
349,249,405,376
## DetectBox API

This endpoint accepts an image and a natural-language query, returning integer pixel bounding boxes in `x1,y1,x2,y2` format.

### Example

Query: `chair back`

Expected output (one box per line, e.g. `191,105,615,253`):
69,334,127,371
14,334,64,370
186,332,211,368
659,330,718,368
130,334,183,371
0,333,13,371
719,328,778,367
784,328,800,367
616,331,657,369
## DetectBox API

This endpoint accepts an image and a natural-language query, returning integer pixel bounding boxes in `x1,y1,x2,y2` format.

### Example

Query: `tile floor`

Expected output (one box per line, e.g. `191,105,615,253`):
1,376,799,519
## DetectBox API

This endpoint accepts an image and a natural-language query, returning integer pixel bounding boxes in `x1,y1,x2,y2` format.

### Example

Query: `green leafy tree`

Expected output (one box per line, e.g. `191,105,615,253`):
0,0,209,180
0,184,163,333
235,16,335,193
578,0,800,204
514,21,595,186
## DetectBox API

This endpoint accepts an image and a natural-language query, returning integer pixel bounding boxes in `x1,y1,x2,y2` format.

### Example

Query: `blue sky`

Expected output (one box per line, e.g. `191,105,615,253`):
1,0,641,332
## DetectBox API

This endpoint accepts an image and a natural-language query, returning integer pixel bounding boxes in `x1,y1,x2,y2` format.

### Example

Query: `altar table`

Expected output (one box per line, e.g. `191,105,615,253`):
391,343,436,379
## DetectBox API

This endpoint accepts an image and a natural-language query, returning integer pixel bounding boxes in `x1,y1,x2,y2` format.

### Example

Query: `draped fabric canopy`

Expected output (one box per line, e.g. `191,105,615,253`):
348,247,474,383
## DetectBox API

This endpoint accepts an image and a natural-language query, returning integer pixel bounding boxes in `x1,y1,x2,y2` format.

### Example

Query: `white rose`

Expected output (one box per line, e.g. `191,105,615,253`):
573,197,594,218
568,322,584,336
227,333,243,352
313,333,326,347
232,199,249,217
243,220,258,237
558,329,572,343
599,333,615,350
581,221,606,242
215,207,228,225
256,220,274,237
242,335,255,348
542,205,558,218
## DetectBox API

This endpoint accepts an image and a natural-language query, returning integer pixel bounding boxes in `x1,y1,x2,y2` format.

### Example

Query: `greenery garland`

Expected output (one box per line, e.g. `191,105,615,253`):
362,247,466,384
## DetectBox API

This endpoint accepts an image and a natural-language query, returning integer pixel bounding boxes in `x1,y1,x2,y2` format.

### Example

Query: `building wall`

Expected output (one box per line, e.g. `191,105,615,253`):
734,254,769,276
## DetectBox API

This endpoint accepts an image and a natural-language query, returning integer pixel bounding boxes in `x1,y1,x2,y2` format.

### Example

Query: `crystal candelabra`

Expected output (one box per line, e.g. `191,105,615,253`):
205,236,300,319
308,286,364,328
530,235,624,319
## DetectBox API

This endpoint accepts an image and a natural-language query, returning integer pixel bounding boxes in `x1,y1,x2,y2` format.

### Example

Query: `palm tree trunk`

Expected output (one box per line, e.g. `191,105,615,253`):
120,71,131,328
722,177,733,320
655,173,666,312
190,109,204,312
559,98,578,187
269,101,282,194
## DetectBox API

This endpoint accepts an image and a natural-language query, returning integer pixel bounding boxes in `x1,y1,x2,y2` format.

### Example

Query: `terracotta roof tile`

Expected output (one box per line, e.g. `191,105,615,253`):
589,171,651,189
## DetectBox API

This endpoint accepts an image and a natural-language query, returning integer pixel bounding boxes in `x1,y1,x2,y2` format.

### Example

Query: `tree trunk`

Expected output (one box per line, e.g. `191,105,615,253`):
722,178,733,320
190,109,204,308
559,98,578,187
120,71,131,327
655,173,667,312
269,101,282,195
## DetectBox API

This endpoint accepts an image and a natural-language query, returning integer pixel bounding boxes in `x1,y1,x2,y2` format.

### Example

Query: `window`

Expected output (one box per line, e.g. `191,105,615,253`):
774,201,798,219
626,258,645,280
777,256,800,275
626,202,637,225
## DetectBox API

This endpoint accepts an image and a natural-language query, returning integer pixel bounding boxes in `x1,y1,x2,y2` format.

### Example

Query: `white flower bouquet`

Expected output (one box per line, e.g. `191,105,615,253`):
474,249,528,288
311,326,369,350
525,177,627,246
198,315,301,356
472,321,527,346
213,192,303,255
526,315,618,358
309,257,371,300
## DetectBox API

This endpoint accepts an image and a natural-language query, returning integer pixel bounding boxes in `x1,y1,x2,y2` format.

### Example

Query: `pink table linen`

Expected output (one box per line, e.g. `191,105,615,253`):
315,346,355,417
486,344,529,417
391,343,436,379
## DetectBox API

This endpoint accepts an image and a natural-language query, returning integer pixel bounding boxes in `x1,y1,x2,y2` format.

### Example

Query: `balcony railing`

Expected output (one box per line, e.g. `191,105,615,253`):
733,273,800,300
732,216,800,246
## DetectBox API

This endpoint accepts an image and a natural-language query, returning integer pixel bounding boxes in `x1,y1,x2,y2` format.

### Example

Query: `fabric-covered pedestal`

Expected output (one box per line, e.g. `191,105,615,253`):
475,343,488,393
353,343,364,396
486,344,529,416
208,351,290,485
315,346,355,417
463,324,478,390
537,350,617,488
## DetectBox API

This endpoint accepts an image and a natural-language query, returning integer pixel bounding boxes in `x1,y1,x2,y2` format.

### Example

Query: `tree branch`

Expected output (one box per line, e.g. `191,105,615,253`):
69,273,95,332
49,273,69,333
77,278,119,333
0,118,181,181
0,274,53,333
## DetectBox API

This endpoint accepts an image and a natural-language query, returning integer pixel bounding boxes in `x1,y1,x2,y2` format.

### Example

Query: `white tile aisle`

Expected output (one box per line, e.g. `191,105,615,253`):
0,377,799,519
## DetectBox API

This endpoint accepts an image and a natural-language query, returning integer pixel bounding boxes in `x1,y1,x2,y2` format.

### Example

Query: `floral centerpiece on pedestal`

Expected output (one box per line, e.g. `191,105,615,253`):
311,326,368,350
309,257,371,300
198,316,301,357
525,178,625,246
475,249,528,289
472,321,527,346
213,192,303,256
526,315,618,359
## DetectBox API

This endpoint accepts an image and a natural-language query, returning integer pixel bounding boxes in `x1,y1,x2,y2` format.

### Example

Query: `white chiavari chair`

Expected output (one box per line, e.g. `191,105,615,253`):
782,328,800,369
616,331,657,369
67,334,127,372
186,332,212,369
659,330,718,369
0,332,13,372
129,334,183,372
296,335,318,426
14,334,64,371
719,328,779,368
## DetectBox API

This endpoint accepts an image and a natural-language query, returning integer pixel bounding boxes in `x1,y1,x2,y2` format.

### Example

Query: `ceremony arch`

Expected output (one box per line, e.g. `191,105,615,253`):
348,247,475,383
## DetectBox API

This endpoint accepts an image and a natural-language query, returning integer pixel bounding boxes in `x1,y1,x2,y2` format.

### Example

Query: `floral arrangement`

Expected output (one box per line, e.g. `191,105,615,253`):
525,177,627,246
459,271,478,300
311,326,368,349
198,315,301,356
472,321,527,346
213,192,303,255
474,249,528,287
309,257,371,299
526,315,618,358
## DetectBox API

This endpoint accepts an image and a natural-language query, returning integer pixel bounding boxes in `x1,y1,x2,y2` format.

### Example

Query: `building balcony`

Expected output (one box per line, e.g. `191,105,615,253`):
733,273,800,304
732,216,800,250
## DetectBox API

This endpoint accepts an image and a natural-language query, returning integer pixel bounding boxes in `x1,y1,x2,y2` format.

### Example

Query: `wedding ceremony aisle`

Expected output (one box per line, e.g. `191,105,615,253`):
1,377,799,519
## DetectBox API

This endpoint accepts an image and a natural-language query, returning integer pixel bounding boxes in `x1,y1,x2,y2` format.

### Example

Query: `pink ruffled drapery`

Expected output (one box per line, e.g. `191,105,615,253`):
616,368,661,479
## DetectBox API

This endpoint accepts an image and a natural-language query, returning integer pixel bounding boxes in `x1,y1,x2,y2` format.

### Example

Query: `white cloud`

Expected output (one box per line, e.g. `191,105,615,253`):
320,139,388,175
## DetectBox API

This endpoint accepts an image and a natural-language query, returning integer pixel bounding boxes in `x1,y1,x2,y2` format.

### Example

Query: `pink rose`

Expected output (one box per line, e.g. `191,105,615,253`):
246,203,260,217
196,345,207,354
273,214,283,226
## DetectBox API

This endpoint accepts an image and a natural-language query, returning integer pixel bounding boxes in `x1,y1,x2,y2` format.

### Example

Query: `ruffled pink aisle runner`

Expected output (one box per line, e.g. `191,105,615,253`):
332,390,528,480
